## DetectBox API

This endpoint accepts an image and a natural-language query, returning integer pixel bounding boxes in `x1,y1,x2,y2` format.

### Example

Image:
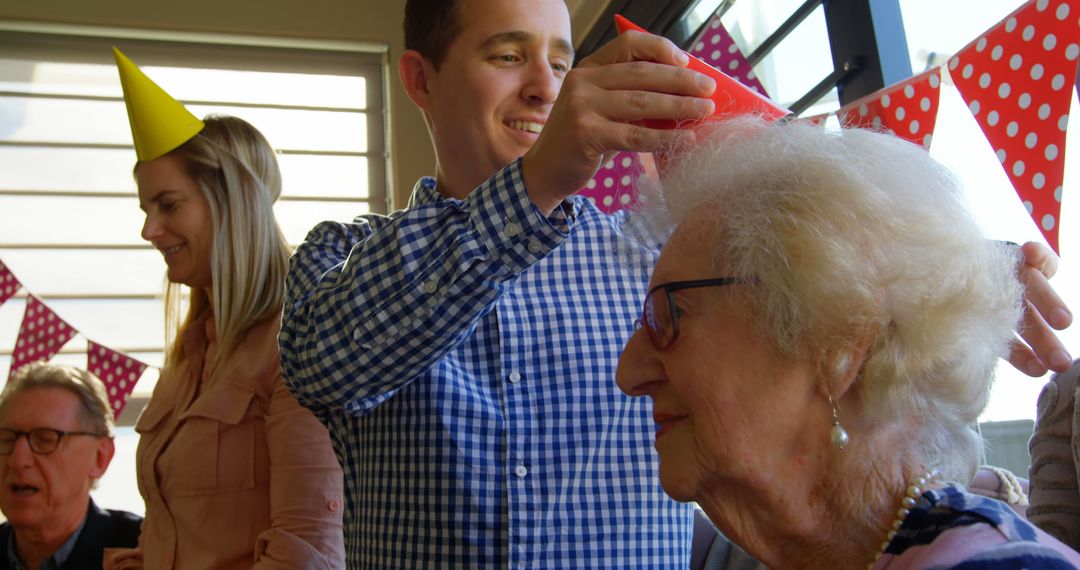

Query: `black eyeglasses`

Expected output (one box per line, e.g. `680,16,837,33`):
634,277,747,351
0,428,104,456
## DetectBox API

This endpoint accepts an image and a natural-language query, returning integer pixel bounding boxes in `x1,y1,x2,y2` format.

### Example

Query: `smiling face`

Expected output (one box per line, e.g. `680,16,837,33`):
137,152,214,291
0,388,112,537
616,210,818,503
419,0,572,197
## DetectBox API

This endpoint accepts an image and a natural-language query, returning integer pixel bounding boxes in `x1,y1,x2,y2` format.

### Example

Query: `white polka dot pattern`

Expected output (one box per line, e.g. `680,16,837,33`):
688,14,770,97
581,151,645,213
87,340,148,415
950,0,1077,252
839,67,942,149
8,296,76,381
0,259,22,307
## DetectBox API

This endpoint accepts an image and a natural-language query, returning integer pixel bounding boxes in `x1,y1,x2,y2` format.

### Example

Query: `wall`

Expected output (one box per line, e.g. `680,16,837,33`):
568,0,609,48
0,0,432,208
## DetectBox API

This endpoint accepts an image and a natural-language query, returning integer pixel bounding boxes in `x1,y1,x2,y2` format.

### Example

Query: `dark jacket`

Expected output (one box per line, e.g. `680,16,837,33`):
0,498,142,570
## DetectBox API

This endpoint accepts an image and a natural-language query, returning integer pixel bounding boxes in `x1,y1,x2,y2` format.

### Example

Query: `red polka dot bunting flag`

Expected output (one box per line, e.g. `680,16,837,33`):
949,0,1078,253
582,152,645,213
9,296,77,380
0,259,21,308
798,112,833,127
838,67,942,149
87,341,147,416
688,13,770,97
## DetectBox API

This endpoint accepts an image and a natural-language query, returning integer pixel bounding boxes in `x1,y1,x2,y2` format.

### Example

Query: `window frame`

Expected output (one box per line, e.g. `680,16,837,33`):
0,21,391,425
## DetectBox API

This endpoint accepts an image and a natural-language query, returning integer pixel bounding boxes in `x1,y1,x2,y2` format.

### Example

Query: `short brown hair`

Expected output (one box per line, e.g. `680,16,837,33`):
2,362,115,437
404,0,463,70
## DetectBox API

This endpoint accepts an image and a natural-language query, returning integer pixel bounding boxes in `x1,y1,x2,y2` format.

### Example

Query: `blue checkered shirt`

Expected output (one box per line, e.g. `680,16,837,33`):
280,158,692,568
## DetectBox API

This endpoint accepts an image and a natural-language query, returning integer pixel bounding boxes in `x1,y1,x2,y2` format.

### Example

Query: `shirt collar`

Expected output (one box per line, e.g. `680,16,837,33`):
407,176,442,208
7,512,87,570
408,175,583,224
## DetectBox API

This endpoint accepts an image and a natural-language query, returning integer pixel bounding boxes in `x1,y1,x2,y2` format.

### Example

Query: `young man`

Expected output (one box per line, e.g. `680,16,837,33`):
0,363,141,570
280,0,1072,566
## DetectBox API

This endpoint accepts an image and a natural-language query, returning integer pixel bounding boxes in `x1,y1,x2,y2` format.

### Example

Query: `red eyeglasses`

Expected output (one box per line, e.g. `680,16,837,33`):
634,278,747,350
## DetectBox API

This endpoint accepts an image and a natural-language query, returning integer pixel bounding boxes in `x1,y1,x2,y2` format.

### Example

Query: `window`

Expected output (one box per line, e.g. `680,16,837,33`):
0,24,388,516
713,0,838,115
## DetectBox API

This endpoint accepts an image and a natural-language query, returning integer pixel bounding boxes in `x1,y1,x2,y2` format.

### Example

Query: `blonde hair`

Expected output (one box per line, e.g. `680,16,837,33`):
151,115,289,367
640,117,1023,481
2,362,115,437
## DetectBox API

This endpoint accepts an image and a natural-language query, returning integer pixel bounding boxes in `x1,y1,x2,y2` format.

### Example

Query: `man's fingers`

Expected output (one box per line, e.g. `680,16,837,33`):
581,121,697,156
1018,258,1072,330
1008,339,1046,377
598,89,715,123
1003,241,1073,376
1015,299,1074,373
1022,241,1059,279
582,29,691,68
584,60,716,98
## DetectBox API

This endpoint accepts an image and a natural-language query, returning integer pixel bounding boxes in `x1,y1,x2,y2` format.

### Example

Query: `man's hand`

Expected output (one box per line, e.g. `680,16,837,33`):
521,30,717,215
1011,241,1073,376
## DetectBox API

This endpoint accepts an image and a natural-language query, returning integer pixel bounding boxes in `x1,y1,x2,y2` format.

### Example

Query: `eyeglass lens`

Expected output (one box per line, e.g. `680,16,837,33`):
0,429,63,454
643,288,674,350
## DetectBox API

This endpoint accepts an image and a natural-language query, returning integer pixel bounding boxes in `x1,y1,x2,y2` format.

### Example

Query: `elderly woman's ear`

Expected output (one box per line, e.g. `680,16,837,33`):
822,329,875,400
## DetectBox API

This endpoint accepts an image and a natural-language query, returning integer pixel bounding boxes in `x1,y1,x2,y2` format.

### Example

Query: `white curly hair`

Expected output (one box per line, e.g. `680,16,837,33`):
636,116,1024,482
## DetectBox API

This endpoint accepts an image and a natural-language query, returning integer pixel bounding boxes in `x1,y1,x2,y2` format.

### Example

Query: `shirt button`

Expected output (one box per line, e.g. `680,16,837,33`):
508,371,521,383
353,329,362,341
422,279,438,294
527,240,542,254
504,221,522,237
514,465,528,478
327,499,340,512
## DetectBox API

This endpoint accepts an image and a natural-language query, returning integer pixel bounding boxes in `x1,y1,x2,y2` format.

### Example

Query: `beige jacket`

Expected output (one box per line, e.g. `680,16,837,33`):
108,309,344,569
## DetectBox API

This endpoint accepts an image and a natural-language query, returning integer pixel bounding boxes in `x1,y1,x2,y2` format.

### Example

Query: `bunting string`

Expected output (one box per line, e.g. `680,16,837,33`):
0,258,149,416
584,0,1076,255
2,0,1077,404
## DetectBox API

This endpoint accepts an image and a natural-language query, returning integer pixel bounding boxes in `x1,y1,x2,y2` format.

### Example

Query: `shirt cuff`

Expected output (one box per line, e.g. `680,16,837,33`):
467,158,569,259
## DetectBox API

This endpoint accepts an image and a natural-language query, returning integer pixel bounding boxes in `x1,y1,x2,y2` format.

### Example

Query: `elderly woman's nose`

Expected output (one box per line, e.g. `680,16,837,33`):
616,329,659,397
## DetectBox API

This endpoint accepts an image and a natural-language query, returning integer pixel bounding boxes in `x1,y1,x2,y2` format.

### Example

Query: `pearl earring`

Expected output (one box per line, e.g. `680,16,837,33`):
828,393,849,449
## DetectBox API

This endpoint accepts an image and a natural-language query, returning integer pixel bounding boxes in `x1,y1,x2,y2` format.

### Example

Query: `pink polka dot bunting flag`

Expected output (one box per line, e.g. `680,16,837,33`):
949,0,1078,253
838,67,942,149
9,296,77,380
581,152,645,213
688,13,770,97
0,259,21,308
87,340,147,416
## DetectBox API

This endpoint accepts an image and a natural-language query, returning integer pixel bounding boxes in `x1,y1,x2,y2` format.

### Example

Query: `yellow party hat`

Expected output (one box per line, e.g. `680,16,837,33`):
114,47,204,161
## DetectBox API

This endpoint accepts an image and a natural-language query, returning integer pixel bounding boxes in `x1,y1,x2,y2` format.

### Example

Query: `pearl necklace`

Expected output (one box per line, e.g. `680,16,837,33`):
868,469,939,569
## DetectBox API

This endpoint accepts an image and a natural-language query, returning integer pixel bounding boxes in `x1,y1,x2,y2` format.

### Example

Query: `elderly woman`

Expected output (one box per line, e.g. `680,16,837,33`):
617,118,1080,568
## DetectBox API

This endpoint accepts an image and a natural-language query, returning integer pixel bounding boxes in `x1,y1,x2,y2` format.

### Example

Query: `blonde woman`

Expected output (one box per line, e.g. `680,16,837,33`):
107,115,344,569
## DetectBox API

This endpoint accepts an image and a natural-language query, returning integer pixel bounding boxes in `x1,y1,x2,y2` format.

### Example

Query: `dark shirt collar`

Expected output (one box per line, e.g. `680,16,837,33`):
6,510,87,570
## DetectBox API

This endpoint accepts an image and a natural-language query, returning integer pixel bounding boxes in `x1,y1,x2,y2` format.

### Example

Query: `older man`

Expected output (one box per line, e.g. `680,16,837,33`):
0,362,140,570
